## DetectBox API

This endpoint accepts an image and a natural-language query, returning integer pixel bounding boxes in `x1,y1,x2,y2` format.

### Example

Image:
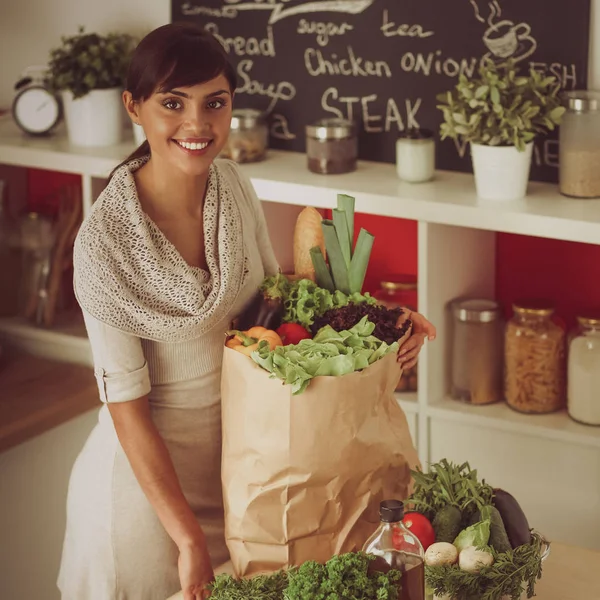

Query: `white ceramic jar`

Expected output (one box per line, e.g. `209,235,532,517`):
396,128,435,183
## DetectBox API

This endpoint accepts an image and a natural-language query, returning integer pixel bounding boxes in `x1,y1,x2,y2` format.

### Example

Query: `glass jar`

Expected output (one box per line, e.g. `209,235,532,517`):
559,91,600,198
373,274,418,392
567,313,600,426
396,128,435,183
505,300,566,414
305,118,357,174
450,299,504,405
220,108,268,163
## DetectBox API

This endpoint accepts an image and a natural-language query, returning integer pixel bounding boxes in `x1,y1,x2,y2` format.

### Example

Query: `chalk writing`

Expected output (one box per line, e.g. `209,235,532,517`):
236,60,296,112
271,113,297,139
181,2,238,18
530,62,578,90
400,51,479,79
305,47,392,77
381,10,434,38
205,23,275,57
218,0,374,25
297,19,353,47
321,87,422,132
533,139,559,168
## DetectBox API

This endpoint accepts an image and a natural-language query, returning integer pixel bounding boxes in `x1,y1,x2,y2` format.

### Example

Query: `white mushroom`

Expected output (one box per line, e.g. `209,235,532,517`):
458,546,494,573
424,542,459,566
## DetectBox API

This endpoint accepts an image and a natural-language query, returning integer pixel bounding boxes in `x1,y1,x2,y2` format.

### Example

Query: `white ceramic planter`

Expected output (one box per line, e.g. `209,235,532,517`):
470,142,533,201
61,88,123,147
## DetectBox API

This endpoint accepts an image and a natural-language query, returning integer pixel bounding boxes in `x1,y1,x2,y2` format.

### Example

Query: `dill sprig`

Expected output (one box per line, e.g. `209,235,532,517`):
408,459,494,522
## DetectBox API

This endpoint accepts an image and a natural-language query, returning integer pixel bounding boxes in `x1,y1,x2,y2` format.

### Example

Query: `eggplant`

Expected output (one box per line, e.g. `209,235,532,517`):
235,274,286,331
492,488,531,548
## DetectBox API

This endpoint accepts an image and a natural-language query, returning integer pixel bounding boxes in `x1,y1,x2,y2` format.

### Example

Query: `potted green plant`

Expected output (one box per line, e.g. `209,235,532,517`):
437,58,565,201
46,27,136,147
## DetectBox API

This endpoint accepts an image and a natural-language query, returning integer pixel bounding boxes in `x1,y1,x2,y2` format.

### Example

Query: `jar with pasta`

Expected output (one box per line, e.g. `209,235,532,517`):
505,301,566,414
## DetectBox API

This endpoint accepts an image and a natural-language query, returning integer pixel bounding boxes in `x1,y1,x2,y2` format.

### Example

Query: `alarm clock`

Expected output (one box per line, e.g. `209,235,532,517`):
12,66,62,136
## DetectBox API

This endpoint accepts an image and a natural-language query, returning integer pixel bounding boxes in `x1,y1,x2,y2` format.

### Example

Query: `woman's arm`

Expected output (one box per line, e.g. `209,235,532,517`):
82,310,212,599
108,398,213,600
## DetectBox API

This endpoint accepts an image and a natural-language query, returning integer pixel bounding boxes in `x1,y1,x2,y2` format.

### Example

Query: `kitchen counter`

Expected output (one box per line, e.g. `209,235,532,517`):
166,541,600,600
0,351,97,452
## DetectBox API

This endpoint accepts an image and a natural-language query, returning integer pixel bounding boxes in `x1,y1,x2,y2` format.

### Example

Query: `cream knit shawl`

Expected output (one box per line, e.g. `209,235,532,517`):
74,157,245,343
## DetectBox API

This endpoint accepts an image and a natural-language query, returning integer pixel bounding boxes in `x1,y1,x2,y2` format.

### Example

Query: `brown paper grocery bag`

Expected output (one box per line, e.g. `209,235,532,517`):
220,337,420,577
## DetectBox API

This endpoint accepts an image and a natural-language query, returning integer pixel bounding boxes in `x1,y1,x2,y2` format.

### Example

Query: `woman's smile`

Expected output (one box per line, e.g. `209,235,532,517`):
173,137,214,156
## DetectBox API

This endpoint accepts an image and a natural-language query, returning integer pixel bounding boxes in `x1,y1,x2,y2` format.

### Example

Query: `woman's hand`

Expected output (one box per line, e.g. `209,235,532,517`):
397,309,436,370
178,539,215,600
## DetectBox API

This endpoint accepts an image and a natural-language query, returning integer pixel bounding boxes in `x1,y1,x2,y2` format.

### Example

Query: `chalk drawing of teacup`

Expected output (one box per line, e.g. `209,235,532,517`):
483,20,531,58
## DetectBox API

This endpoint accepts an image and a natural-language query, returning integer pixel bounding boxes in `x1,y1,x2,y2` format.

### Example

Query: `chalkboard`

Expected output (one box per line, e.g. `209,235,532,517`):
172,0,591,182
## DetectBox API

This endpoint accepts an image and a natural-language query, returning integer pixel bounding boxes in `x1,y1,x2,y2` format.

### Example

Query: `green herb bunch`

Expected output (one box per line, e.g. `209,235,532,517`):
46,26,137,99
408,459,494,522
436,58,565,151
208,552,401,600
209,569,288,600
260,275,375,330
286,551,401,600
425,531,544,600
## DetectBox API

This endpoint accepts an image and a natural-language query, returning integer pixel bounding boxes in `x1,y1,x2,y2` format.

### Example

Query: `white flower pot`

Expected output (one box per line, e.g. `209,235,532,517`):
470,142,533,201
61,88,123,147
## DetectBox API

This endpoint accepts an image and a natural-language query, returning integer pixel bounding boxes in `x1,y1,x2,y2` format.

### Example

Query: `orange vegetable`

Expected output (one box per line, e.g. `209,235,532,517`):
225,327,283,356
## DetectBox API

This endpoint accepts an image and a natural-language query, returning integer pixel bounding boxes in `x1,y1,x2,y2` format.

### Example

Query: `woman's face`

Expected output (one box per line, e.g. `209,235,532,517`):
125,74,233,177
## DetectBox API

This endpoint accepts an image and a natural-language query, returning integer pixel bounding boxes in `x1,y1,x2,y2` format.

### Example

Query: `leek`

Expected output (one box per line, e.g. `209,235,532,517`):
310,246,335,292
310,194,374,295
332,209,351,268
337,194,355,243
349,229,374,294
322,220,350,294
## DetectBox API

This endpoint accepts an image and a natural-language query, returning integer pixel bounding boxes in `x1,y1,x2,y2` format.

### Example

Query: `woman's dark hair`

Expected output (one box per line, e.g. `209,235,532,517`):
110,23,236,178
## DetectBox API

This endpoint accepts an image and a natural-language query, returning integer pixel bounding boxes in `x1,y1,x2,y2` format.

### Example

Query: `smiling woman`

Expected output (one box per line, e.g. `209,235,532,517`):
56,23,281,600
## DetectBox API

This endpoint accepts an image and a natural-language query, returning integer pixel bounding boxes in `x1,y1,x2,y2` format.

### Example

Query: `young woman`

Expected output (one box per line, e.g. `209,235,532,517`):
58,23,435,600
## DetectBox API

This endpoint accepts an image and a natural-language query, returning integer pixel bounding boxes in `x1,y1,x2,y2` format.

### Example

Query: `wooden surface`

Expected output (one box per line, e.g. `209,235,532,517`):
166,541,600,600
0,351,98,452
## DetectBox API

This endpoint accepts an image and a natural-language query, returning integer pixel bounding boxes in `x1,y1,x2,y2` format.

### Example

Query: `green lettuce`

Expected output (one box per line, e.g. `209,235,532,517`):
251,316,399,394
260,276,376,329
453,515,492,553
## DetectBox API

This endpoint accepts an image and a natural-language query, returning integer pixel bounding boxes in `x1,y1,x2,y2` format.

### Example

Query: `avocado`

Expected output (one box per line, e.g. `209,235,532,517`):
433,505,462,543
493,488,532,548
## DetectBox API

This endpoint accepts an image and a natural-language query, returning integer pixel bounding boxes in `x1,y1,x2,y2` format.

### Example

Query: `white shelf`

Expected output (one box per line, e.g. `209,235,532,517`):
3,117,600,246
428,396,600,450
0,117,134,178
0,312,91,365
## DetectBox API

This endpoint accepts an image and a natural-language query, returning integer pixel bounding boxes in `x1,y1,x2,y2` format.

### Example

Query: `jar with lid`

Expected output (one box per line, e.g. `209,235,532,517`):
373,274,418,392
559,91,600,199
305,118,357,175
505,300,566,414
567,313,600,426
220,108,268,163
450,299,504,405
396,128,435,183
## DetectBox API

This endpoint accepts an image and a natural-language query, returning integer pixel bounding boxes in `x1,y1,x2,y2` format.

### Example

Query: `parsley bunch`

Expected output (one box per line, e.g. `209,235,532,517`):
207,552,401,600
286,552,401,600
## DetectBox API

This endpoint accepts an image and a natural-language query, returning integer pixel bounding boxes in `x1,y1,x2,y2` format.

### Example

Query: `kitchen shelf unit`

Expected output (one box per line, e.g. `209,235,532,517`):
1,116,600,550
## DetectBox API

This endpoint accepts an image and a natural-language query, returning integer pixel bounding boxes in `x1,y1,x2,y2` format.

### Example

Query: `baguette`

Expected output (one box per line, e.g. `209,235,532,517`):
293,206,326,281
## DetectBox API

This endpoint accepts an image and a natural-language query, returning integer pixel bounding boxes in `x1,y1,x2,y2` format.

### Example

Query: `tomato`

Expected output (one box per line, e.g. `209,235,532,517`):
400,512,435,550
